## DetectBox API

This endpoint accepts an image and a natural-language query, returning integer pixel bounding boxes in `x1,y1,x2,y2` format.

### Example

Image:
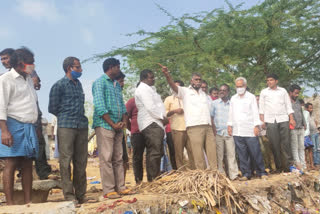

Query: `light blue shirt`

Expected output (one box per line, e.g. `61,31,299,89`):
211,98,230,136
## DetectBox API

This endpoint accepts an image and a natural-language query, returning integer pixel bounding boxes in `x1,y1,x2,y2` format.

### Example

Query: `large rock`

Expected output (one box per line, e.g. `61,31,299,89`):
0,180,61,205
0,201,76,214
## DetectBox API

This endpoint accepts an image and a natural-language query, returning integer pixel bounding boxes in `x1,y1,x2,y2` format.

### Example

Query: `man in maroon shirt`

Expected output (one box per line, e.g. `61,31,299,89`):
126,96,148,184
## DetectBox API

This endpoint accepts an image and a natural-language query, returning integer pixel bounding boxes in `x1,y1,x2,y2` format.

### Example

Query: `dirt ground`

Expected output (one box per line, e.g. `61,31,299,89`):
1,157,320,213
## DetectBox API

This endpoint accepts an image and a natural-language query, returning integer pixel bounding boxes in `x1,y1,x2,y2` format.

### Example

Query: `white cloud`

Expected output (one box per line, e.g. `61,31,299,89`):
81,28,94,45
15,0,62,22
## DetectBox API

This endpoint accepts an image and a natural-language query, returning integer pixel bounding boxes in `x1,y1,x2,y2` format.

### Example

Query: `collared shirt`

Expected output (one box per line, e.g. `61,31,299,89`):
211,98,230,136
126,98,139,134
48,76,88,129
164,95,186,131
135,82,166,131
175,85,211,127
291,100,306,129
259,86,294,123
92,74,126,130
227,91,261,137
0,68,38,123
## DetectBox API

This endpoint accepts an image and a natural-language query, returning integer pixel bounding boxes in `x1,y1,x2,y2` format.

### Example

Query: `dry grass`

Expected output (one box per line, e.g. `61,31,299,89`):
137,170,247,213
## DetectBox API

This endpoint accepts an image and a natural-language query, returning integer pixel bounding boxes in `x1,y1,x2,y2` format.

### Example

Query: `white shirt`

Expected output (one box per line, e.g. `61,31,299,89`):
135,82,166,131
303,110,310,136
227,91,261,137
0,68,38,123
259,86,294,123
52,116,58,135
176,85,211,127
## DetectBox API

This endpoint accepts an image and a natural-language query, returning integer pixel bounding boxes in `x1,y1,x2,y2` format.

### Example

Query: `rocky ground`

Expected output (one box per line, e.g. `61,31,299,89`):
1,157,320,213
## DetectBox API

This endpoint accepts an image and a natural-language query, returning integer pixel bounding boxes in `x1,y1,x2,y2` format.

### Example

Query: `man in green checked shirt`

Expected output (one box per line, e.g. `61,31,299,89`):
92,58,133,199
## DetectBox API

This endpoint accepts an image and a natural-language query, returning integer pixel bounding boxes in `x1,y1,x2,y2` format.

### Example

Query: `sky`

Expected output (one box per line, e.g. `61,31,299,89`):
0,0,262,121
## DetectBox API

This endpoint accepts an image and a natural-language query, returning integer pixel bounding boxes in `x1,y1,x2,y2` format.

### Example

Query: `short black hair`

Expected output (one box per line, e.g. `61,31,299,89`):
267,73,279,80
201,80,208,85
305,102,312,109
299,99,305,105
10,47,34,69
115,71,126,80
140,69,153,81
62,57,79,73
0,48,14,56
209,87,218,94
289,84,301,92
102,58,120,73
174,80,184,86
220,83,230,92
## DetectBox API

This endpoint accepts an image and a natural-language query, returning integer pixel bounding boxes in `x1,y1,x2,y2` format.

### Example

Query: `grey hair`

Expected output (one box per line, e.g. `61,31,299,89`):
235,77,247,85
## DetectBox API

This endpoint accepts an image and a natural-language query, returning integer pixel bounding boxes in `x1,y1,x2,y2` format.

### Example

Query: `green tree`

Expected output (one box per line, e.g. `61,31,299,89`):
89,0,320,96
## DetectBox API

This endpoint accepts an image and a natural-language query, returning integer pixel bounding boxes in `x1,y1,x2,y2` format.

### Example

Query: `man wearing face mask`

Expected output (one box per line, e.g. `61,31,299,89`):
227,77,267,180
49,57,88,204
0,47,39,205
160,64,217,170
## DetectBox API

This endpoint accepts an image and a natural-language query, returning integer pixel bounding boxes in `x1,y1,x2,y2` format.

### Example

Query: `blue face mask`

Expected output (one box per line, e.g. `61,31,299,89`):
71,70,82,79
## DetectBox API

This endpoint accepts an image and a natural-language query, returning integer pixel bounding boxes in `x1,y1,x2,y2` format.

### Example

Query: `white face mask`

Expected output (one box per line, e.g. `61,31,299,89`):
24,64,35,74
236,87,246,95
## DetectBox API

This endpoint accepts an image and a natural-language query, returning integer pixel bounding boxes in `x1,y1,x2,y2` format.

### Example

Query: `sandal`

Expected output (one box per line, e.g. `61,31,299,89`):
104,192,121,199
118,188,136,195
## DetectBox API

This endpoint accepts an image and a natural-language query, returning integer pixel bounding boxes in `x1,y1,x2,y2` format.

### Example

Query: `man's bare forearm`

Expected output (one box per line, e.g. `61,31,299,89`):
0,120,8,131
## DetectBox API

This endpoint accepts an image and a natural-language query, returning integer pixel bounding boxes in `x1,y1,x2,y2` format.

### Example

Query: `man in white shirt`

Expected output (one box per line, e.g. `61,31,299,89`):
227,77,267,180
160,64,217,170
0,48,39,205
0,48,14,76
135,69,168,181
259,73,295,172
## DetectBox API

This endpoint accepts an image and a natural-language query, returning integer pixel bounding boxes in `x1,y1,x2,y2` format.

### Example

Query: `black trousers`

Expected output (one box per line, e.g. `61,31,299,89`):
266,121,293,172
166,132,177,170
131,133,146,183
35,130,52,179
141,123,165,182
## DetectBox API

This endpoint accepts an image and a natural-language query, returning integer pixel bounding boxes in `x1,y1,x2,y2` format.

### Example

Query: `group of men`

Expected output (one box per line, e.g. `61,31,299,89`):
0,46,319,205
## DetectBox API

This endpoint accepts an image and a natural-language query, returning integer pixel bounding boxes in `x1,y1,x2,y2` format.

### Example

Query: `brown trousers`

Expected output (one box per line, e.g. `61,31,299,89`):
95,127,125,195
171,130,195,170
186,125,217,170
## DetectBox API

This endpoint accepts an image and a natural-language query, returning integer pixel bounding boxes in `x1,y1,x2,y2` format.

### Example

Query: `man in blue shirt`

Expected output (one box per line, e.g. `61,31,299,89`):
48,57,88,204
211,84,238,180
92,58,131,199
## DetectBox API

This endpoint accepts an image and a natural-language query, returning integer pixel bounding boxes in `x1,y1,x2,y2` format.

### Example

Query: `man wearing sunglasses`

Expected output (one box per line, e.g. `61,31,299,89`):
49,57,88,204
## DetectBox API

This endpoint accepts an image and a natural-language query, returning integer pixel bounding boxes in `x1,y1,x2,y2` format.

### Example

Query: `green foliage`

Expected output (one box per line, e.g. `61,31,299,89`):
89,0,320,96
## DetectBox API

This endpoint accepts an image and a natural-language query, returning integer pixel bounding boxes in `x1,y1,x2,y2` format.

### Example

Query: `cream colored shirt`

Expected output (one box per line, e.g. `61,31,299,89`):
135,82,166,131
259,86,294,123
0,68,38,123
164,95,186,131
176,85,211,127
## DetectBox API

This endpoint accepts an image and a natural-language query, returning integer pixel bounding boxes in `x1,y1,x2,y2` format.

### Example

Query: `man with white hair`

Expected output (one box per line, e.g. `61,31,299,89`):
227,77,267,180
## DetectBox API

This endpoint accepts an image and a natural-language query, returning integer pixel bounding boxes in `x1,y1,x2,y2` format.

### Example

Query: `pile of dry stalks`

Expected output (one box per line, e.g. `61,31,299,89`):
138,170,247,213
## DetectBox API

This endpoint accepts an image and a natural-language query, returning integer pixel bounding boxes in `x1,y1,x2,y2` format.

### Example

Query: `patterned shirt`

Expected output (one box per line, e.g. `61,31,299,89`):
48,76,88,129
211,98,230,136
92,74,126,130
